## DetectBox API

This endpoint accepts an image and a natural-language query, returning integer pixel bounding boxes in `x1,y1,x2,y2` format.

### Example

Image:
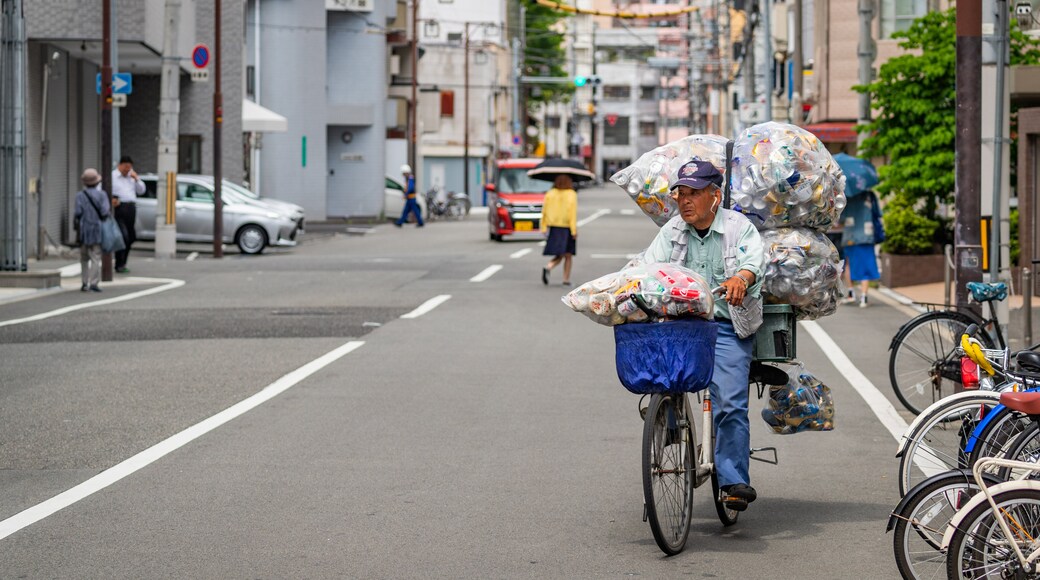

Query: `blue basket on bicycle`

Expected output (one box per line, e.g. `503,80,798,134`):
613,318,718,395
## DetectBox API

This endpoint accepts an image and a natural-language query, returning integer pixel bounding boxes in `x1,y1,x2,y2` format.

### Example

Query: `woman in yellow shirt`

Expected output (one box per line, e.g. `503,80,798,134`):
541,175,578,286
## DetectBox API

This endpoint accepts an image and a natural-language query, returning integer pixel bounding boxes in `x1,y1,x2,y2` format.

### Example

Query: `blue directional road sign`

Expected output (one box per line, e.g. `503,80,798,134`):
95,72,133,95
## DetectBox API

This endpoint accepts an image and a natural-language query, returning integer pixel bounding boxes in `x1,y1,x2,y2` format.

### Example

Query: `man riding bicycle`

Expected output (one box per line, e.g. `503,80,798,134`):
640,159,765,511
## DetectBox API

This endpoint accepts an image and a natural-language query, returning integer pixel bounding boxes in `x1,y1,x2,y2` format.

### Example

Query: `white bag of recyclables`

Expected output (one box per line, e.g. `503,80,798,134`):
609,135,729,227
562,262,714,326
761,228,845,320
730,122,847,231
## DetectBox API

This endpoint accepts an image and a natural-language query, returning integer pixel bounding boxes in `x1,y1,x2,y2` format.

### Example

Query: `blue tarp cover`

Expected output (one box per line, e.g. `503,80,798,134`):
613,318,718,395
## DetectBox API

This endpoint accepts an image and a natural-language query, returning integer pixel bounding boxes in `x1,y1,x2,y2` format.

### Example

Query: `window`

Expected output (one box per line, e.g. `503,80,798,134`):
880,0,927,38
639,121,656,136
440,90,455,117
178,183,214,203
603,115,630,145
603,85,631,100
640,86,657,100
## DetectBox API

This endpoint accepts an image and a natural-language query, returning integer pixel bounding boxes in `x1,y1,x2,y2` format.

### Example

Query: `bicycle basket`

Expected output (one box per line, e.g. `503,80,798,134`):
613,318,718,395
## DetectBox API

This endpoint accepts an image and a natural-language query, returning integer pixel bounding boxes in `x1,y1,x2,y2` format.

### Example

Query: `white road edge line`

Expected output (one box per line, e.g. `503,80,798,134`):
470,264,503,283
800,320,908,442
0,278,186,328
400,294,452,319
510,248,532,259
186,252,199,261
0,340,365,541
577,208,611,227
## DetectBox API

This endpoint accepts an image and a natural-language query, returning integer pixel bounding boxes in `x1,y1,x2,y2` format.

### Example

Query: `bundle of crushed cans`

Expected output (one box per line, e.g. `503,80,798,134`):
760,228,845,319
761,366,835,434
562,262,714,326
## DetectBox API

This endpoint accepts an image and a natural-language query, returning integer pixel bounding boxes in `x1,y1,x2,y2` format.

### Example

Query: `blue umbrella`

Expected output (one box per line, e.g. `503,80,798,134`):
834,152,879,198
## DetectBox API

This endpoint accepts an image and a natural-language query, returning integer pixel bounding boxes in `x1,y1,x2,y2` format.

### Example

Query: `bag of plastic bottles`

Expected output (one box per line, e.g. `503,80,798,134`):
608,134,729,226
760,227,846,320
730,122,847,231
761,365,835,434
562,262,715,326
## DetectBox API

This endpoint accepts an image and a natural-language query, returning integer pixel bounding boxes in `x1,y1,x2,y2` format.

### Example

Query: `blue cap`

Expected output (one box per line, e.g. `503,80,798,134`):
671,159,723,190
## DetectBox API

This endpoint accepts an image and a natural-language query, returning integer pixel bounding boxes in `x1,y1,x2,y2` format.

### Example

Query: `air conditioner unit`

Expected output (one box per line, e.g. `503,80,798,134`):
326,0,374,12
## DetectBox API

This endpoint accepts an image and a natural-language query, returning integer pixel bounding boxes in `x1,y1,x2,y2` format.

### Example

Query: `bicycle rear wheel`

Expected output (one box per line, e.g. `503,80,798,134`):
642,393,694,555
889,311,992,415
946,487,1040,579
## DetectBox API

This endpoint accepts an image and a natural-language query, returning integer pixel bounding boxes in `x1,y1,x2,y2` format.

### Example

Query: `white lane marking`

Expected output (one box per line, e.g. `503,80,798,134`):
620,209,636,216
0,340,365,541
470,265,503,283
58,263,81,278
470,206,489,215
400,294,452,319
590,253,639,260
800,320,908,442
876,286,927,316
186,252,199,262
510,248,533,259
577,208,611,227
0,278,186,328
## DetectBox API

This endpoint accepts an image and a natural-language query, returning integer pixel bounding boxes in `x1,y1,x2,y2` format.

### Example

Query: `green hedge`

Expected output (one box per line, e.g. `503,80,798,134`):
881,204,940,255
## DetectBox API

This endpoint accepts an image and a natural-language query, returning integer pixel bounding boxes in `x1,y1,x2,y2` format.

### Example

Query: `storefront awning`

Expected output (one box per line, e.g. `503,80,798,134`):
242,99,288,133
803,121,858,143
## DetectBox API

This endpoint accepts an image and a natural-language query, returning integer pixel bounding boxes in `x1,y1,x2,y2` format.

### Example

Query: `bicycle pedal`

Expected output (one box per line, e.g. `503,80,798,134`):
750,446,779,465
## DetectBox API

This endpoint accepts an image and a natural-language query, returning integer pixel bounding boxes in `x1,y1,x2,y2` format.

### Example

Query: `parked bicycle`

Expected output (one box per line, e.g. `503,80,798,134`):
424,186,470,220
887,281,1040,415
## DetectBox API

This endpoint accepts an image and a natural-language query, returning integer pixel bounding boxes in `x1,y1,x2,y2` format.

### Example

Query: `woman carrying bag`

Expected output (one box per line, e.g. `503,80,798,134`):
74,168,113,292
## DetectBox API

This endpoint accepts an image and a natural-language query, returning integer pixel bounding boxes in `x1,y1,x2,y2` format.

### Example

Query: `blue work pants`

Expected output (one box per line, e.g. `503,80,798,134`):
397,197,424,226
709,320,754,487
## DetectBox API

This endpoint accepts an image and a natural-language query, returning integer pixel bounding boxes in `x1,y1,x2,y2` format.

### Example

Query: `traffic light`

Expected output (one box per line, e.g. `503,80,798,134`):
574,76,589,87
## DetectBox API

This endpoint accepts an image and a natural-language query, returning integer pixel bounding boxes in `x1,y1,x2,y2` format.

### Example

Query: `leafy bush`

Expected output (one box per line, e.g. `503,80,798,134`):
1010,208,1020,267
881,203,940,255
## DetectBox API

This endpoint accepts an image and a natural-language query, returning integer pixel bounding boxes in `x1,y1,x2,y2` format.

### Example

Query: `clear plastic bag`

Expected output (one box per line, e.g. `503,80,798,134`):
562,262,714,326
760,227,846,320
730,122,847,230
609,135,729,226
761,365,835,434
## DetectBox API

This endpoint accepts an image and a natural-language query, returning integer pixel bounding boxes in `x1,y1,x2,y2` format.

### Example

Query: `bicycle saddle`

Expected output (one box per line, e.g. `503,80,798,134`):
749,361,789,386
999,391,1040,415
1018,350,1040,374
966,281,1008,303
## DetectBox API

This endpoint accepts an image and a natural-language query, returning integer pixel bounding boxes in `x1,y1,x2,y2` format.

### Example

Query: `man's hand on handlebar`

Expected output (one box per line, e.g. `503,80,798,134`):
718,276,748,306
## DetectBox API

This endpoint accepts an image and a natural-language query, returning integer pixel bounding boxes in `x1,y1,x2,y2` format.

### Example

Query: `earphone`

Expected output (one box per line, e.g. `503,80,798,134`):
710,196,719,213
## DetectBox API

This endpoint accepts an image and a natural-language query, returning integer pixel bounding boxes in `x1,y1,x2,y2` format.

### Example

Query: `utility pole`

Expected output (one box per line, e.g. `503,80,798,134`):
590,23,598,176
763,0,772,121
410,0,418,170
955,0,984,312
989,0,1008,281
101,0,114,281
512,36,521,155
111,4,120,165
155,0,181,259
464,23,470,200
743,0,756,127
1,0,28,272
791,0,803,124
688,0,697,135
857,0,875,150
213,0,223,258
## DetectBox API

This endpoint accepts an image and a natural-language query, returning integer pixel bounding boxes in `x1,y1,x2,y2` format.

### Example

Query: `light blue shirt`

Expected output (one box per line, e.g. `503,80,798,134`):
643,209,764,320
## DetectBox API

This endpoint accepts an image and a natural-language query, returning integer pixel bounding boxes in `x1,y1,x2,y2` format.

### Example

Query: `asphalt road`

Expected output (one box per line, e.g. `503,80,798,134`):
0,185,917,578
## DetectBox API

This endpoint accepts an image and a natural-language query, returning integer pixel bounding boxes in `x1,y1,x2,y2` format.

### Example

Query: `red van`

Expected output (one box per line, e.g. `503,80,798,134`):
485,158,551,241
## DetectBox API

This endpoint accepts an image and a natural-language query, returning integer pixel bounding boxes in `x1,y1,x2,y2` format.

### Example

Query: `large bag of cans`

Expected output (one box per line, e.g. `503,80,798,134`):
561,262,714,326
608,134,729,226
761,228,845,319
730,122,847,230
761,365,835,434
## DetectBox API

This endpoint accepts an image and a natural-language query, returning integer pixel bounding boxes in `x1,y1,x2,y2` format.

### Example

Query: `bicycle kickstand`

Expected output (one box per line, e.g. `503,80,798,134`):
750,447,779,465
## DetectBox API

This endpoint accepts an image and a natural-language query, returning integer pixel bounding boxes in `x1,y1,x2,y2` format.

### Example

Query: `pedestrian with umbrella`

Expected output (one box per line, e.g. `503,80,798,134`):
529,159,595,286
833,153,883,308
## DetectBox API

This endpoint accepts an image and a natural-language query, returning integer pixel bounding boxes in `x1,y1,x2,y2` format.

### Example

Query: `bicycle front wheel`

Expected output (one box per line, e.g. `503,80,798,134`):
642,393,694,555
946,487,1040,579
889,311,991,415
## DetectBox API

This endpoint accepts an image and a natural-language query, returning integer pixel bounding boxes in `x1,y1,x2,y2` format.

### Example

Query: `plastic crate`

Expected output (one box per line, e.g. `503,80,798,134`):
753,304,797,362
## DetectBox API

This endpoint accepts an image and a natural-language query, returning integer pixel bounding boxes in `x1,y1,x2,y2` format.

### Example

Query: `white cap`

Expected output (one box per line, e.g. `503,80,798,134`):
400,164,412,174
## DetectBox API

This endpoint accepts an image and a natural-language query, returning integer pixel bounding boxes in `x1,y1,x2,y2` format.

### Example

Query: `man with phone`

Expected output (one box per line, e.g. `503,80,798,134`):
640,159,764,512
111,155,145,273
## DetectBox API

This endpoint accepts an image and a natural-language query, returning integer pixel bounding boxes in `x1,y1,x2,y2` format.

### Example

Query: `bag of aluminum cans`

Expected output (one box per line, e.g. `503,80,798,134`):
761,365,835,434
608,135,729,226
730,121,847,231
760,227,845,320
562,262,714,326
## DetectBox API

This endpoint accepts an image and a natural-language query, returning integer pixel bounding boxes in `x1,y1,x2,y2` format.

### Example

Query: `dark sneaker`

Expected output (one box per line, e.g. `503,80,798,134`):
542,268,549,285
81,285,88,292
89,286,102,293
721,483,757,512
115,267,130,274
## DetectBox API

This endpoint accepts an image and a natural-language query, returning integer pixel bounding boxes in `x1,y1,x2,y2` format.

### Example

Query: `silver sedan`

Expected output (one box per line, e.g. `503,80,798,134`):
136,175,301,254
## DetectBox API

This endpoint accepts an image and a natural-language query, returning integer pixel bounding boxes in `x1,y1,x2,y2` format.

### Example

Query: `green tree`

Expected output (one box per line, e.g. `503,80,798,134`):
854,8,1040,220
522,0,574,106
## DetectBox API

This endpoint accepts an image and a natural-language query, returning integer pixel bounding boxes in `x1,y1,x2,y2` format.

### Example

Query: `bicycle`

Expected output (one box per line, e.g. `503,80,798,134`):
888,281,1011,415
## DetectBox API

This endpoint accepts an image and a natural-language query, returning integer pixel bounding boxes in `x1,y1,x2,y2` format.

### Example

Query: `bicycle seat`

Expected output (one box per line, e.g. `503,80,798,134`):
966,281,1008,303
1018,350,1040,374
749,361,789,386
999,391,1040,415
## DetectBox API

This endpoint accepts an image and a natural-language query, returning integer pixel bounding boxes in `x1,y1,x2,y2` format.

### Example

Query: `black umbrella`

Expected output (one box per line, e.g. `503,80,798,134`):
526,158,596,183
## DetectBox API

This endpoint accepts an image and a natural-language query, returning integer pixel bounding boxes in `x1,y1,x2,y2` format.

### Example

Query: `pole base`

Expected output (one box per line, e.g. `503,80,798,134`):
154,225,177,259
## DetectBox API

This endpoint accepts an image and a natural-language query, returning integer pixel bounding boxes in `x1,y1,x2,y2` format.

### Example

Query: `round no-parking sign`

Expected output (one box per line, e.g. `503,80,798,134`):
192,44,210,69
